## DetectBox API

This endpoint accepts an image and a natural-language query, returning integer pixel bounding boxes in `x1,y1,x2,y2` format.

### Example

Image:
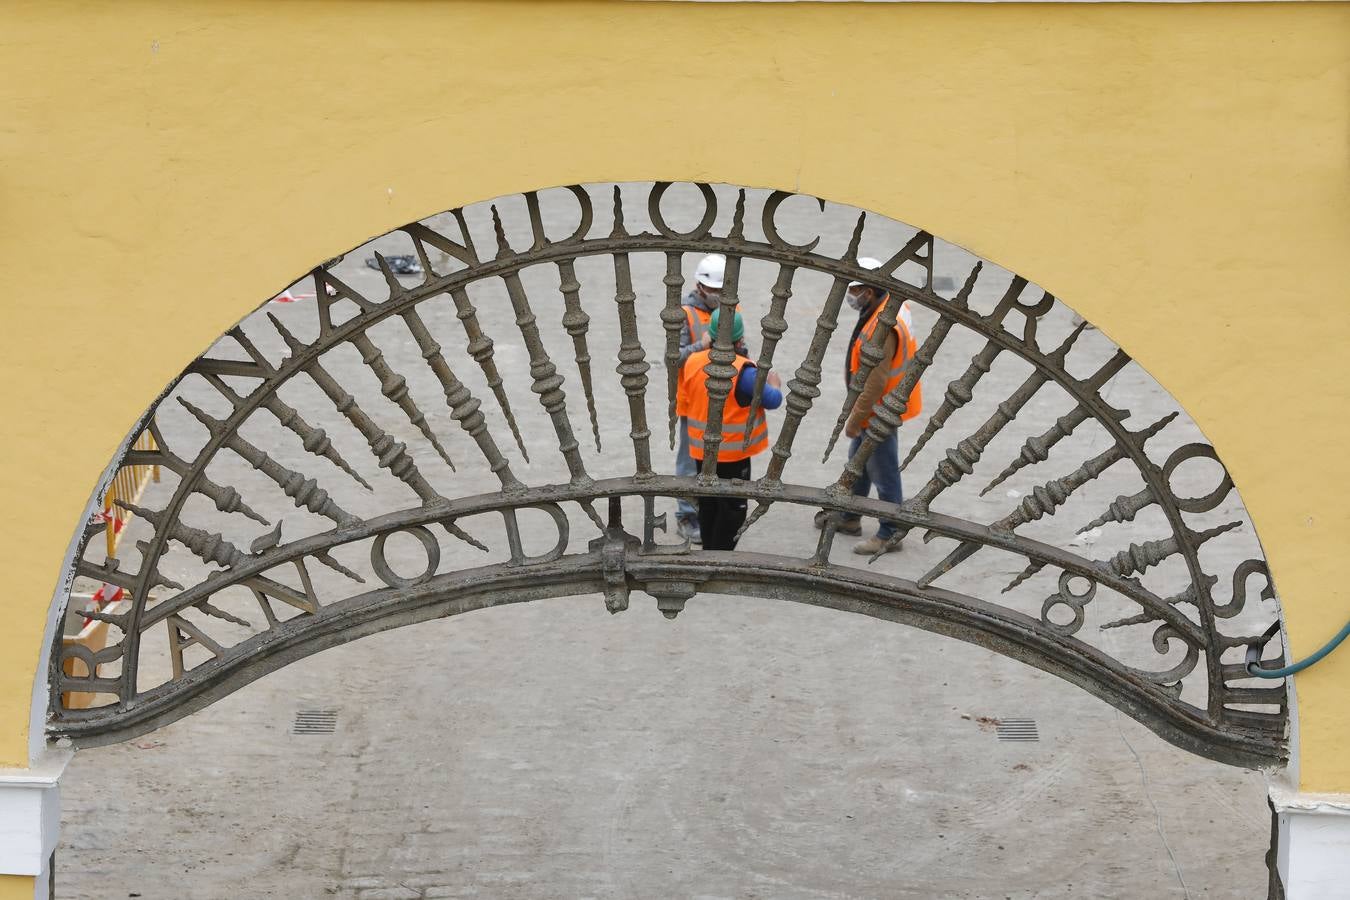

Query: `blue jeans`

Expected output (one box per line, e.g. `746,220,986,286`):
675,417,697,520
841,433,904,539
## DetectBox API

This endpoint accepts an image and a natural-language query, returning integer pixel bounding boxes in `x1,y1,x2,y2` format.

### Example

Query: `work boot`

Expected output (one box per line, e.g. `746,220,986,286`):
813,509,862,536
677,515,702,545
853,535,901,556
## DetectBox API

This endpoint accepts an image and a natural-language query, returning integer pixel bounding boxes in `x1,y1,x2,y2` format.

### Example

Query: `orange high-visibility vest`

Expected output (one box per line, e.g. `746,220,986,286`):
682,302,743,353
848,295,922,426
677,302,743,420
678,349,770,462
684,306,713,345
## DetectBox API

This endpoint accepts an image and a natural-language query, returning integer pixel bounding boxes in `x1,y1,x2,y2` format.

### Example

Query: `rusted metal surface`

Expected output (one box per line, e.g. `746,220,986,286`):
49,183,1286,766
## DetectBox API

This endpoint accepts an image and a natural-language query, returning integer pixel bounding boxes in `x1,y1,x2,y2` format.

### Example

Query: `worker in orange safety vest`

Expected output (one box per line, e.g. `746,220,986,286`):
673,253,746,544
814,256,922,555
677,309,782,550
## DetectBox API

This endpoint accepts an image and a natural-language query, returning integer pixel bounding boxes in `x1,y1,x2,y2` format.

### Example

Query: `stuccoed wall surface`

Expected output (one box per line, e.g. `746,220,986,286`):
0,878,35,900
1,1,1347,794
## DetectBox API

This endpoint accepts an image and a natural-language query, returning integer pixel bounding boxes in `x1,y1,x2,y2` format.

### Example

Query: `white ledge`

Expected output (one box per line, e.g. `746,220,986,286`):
0,748,71,879
1270,777,1350,899
1270,780,1350,817
0,749,73,787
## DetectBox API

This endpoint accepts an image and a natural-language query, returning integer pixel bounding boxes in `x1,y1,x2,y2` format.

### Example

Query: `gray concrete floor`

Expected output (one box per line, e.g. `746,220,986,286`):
58,600,1273,899
58,184,1279,898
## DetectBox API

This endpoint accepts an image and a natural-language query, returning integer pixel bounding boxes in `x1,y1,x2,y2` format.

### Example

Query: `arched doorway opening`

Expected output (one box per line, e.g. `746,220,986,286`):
44,181,1289,892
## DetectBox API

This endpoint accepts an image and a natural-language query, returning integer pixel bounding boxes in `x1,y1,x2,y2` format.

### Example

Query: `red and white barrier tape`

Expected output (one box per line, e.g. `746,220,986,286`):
270,290,316,304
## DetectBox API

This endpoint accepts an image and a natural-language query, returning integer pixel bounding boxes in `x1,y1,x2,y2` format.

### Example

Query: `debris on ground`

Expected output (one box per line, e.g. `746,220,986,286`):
365,254,422,275
958,713,1003,731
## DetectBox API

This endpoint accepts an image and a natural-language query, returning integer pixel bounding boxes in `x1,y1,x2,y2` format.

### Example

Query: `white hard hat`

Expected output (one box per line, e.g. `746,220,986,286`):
848,256,883,290
695,254,725,289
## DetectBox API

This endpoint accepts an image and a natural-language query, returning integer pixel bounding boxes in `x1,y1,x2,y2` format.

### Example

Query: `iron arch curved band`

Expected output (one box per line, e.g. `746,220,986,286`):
48,546,1284,769
112,479,1207,646
49,182,1286,770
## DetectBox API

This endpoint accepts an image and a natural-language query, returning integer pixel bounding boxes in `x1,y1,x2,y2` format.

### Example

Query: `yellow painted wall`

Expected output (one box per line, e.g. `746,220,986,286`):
0,877,36,900
2,0,1348,823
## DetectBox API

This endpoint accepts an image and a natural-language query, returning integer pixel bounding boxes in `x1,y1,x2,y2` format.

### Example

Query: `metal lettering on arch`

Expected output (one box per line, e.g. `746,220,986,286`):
50,182,1287,767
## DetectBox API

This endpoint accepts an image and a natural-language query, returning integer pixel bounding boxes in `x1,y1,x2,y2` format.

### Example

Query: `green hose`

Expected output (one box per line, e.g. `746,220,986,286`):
1246,618,1350,678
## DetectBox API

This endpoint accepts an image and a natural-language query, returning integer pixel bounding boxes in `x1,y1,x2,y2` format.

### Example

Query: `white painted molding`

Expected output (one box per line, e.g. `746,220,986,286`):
1270,778,1350,900
0,748,71,881
1270,782,1350,818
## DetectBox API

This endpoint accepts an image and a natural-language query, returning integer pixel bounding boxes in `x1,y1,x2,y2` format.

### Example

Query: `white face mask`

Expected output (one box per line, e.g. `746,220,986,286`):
845,288,868,312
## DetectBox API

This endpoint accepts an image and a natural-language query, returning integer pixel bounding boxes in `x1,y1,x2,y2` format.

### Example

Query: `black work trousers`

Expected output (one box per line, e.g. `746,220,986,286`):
696,457,753,550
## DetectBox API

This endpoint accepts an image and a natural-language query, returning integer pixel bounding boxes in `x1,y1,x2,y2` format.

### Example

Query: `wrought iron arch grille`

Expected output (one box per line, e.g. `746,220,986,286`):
51,182,1286,766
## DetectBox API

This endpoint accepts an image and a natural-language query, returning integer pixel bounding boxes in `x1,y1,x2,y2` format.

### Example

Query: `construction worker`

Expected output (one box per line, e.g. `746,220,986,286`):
673,253,746,544
815,257,922,555
678,309,782,551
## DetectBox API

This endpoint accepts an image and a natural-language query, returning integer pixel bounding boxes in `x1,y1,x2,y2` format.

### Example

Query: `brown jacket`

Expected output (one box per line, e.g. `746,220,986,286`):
847,330,899,436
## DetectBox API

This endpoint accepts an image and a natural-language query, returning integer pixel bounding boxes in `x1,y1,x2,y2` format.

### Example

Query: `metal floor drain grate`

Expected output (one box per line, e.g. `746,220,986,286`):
292,708,338,735
996,718,1039,742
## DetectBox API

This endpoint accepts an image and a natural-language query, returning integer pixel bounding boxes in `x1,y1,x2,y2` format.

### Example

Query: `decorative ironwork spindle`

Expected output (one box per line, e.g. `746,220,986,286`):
400,307,524,493
447,285,530,463
1080,487,1156,534
270,315,485,552
77,549,179,596
735,272,849,538
741,264,795,454
196,327,373,492
177,397,356,528
1079,443,1234,536
125,420,270,524
917,412,1178,588
769,216,865,481
1105,577,1215,633
399,215,531,463
982,349,1132,495
118,501,247,571
901,277,1033,469
149,514,294,639
660,250,686,449
697,251,743,482
1007,510,1240,598
492,206,590,485
610,188,653,476
254,390,371,492
174,400,371,580
1108,521,1242,580
613,249,653,476
694,190,747,481
349,329,457,472
556,258,602,452
269,315,442,506
648,182,718,451
907,320,1088,515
